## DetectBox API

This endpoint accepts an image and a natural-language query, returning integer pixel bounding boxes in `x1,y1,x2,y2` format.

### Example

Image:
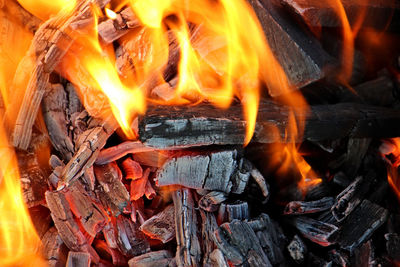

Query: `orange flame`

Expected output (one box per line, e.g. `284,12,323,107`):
17,0,76,21
381,138,400,201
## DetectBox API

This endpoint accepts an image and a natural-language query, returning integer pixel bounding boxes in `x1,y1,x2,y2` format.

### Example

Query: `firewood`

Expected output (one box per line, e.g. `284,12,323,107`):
133,150,169,168
287,235,307,264
96,141,156,165
200,210,218,266
173,188,201,267
352,240,375,267
98,6,140,44
128,250,175,267
248,0,334,96
290,216,338,246
140,204,175,243
144,180,156,200
45,191,100,263
9,0,111,150
115,216,150,257
130,168,150,201
281,0,399,29
42,227,69,267
66,252,91,267
139,100,400,147
385,233,400,262
214,220,272,267
122,157,143,179
284,197,334,215
354,75,396,106
42,83,74,161
94,162,130,216
199,191,228,212
2,0,42,33
334,200,388,253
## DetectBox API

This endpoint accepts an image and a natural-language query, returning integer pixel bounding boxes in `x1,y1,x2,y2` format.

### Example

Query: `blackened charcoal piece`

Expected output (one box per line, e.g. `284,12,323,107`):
354,75,396,107
385,233,400,262
307,253,333,267
284,197,334,215
140,204,175,243
248,0,334,96
226,201,250,222
328,249,350,267
332,173,373,222
291,216,338,246
173,189,201,267
199,191,228,212
214,220,272,267
287,235,307,264
139,100,400,148
351,240,375,267
128,250,175,267
66,252,90,267
115,216,150,258
335,200,388,253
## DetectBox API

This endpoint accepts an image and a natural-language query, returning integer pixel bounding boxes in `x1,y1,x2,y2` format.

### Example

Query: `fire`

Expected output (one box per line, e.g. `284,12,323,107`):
381,138,400,201
17,0,76,21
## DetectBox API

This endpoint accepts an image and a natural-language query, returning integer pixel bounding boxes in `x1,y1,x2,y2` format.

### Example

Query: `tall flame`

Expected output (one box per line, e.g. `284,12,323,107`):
17,0,76,21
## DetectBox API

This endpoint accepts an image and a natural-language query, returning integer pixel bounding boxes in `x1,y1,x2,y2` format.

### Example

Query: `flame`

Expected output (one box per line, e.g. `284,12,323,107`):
105,7,117,20
17,0,76,21
381,138,400,201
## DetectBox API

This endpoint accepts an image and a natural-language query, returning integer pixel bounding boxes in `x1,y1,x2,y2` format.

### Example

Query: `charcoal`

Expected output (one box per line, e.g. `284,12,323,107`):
291,216,338,246
214,220,272,267
328,249,349,267
307,253,333,267
173,188,201,267
93,239,127,266
115,216,150,258
284,197,334,215
200,210,219,266
385,233,400,262
128,250,175,267
332,172,351,188
335,200,388,253
139,100,400,148
351,240,375,267
199,191,228,212
42,227,68,267
287,235,307,264
226,201,250,221
209,249,229,267
66,252,91,267
248,0,334,96
354,75,396,107
140,204,175,243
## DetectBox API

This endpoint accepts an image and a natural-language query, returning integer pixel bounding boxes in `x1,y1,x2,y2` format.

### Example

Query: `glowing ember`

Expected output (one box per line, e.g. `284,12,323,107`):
381,138,400,201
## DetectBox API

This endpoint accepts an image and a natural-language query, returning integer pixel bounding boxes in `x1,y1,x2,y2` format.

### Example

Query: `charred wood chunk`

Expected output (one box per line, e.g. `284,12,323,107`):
214,220,272,267
116,216,150,258
64,181,108,237
128,250,175,267
210,249,229,267
94,162,130,216
281,0,399,29
284,197,334,215
335,200,388,253
199,191,228,212
173,188,201,267
332,173,373,222
351,240,375,267
328,249,350,267
200,210,218,266
226,201,250,222
66,252,91,267
354,75,396,107
248,0,334,96
42,227,68,267
139,100,400,148
248,214,286,265
140,204,175,243
291,216,338,246
287,235,307,264
385,233,400,262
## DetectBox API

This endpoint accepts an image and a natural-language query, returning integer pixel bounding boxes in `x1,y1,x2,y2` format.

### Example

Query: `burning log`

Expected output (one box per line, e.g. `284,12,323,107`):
96,141,156,165
248,0,334,96
42,227,69,267
139,100,400,148
284,197,334,215
173,188,201,267
334,200,388,253
2,0,42,33
66,252,91,267
214,220,272,267
98,6,140,44
139,204,175,243
287,235,307,264
127,250,175,267
290,216,338,246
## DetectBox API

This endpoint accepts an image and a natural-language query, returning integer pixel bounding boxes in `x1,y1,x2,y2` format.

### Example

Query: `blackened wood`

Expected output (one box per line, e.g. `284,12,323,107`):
332,173,373,222
42,227,68,267
335,200,388,253
214,220,272,267
248,0,334,96
385,233,400,261
250,165,270,198
284,197,334,215
200,210,218,266
291,216,338,246
98,6,140,44
139,100,400,148
94,162,130,216
140,204,175,243
281,0,399,29
96,141,155,165
287,235,307,264
115,216,150,257
352,240,375,267
328,249,349,267
199,191,228,212
354,75,396,107
66,252,91,267
128,250,175,267
226,201,250,221
173,188,201,267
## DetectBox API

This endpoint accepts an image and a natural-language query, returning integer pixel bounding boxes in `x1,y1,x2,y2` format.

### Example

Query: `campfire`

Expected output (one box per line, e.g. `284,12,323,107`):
1,0,400,266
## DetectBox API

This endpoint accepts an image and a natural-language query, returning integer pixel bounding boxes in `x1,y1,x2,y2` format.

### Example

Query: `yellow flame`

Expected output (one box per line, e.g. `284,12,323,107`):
105,7,117,20
17,0,76,21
